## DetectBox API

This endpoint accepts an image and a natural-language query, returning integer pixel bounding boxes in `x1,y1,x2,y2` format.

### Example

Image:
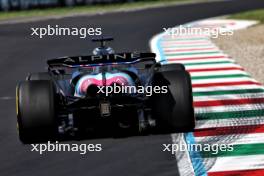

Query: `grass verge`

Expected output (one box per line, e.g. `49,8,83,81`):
229,8,264,23
0,0,207,21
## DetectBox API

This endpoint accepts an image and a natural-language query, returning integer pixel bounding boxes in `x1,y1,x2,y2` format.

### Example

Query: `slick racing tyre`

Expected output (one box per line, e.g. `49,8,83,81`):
27,72,51,81
16,80,57,143
151,70,195,133
159,63,185,72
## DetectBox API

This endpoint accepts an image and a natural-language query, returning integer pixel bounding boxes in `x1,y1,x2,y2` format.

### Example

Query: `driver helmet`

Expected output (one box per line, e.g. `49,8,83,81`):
93,46,115,55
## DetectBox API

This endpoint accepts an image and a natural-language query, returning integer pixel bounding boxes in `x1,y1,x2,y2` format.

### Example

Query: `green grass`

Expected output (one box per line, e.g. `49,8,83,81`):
0,0,204,21
229,8,264,23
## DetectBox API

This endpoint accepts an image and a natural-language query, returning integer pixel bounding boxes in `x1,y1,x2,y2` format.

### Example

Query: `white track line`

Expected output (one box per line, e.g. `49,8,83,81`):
195,133,264,145
196,116,264,129
195,104,264,114
171,133,196,176
207,155,264,172
192,85,264,92
191,77,258,84
189,70,248,76
185,63,241,69
0,96,15,100
166,58,234,64
193,93,264,101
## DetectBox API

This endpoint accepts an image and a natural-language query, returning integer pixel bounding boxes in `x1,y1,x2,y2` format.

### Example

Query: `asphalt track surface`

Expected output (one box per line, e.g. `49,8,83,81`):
1,0,264,176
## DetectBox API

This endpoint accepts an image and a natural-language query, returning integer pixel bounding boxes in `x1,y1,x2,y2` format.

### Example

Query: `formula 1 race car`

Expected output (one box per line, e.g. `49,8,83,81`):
16,37,195,143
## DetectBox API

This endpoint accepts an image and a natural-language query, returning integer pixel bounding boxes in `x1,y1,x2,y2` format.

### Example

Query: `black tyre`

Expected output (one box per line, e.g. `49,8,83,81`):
27,72,51,81
16,80,57,143
151,70,195,133
159,63,185,72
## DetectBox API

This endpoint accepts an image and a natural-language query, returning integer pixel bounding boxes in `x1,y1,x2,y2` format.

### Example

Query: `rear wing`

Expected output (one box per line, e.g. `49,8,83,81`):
47,53,156,68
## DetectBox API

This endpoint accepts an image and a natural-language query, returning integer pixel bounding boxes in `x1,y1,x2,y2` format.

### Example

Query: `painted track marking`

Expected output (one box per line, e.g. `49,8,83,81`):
150,19,263,176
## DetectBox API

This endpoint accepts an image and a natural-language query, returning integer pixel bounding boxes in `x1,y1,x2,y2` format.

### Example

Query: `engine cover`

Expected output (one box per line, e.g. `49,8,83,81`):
74,72,135,97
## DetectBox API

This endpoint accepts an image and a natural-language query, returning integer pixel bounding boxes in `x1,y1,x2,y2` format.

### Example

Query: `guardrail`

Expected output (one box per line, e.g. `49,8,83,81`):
0,0,135,11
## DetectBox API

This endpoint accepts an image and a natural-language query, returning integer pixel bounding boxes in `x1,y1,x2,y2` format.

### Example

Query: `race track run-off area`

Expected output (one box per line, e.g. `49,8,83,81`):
150,19,264,176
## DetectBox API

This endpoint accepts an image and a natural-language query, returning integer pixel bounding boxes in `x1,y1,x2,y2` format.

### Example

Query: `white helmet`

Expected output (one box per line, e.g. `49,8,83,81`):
92,37,115,55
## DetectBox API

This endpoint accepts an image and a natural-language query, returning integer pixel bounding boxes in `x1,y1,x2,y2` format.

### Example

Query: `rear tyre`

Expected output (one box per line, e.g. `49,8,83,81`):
159,63,185,72
16,80,57,143
151,70,195,133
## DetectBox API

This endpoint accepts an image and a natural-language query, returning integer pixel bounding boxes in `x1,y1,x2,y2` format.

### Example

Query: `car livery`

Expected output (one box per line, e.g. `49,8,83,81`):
16,37,195,143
